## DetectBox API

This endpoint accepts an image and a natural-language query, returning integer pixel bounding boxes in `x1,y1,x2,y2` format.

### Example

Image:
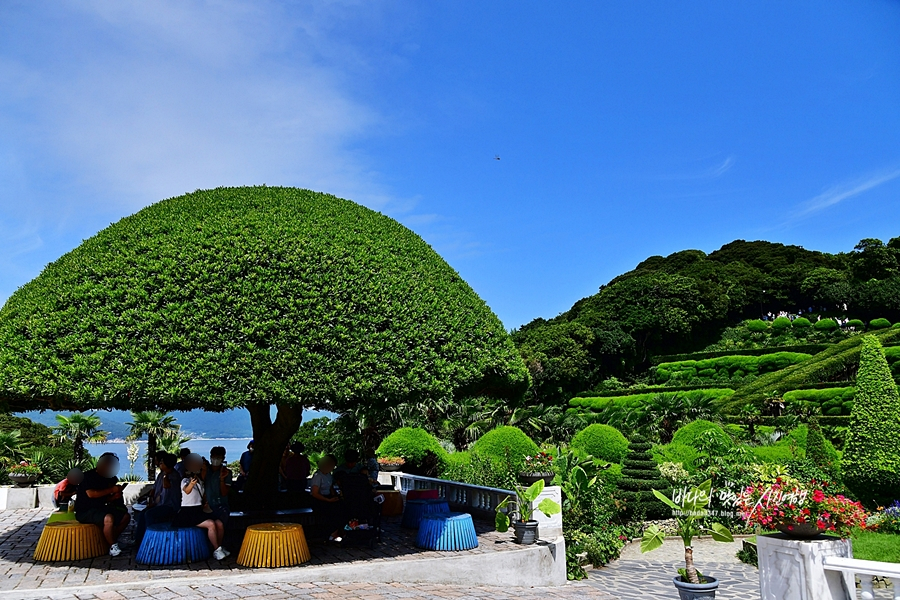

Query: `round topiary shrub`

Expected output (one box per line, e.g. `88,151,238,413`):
869,318,892,330
671,419,731,448
814,318,838,331
746,319,768,333
894,322,900,329
377,427,448,466
471,426,540,464
772,316,792,330
570,424,629,463
792,317,812,329
846,319,865,329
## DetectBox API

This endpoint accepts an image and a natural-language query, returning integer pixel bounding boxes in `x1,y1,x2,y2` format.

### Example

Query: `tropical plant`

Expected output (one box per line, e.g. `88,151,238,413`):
843,336,900,506
126,411,178,481
0,187,528,501
53,413,108,463
157,429,192,455
495,479,562,529
641,479,734,585
0,430,29,465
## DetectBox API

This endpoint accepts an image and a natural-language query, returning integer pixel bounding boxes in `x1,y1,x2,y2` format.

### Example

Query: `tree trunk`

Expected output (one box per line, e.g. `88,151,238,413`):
684,545,700,584
147,435,158,482
74,436,84,464
245,403,303,508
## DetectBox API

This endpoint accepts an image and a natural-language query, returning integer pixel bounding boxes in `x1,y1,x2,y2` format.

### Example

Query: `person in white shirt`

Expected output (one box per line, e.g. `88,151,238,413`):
173,453,229,560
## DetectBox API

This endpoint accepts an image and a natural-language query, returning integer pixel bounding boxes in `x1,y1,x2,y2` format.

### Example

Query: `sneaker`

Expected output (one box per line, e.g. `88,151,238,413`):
222,548,231,558
213,547,226,561
109,543,121,557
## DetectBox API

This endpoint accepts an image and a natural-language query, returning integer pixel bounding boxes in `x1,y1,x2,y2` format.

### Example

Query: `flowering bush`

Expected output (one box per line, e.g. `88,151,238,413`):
658,461,690,484
8,462,42,476
377,456,405,466
867,500,900,534
737,479,868,537
523,451,554,473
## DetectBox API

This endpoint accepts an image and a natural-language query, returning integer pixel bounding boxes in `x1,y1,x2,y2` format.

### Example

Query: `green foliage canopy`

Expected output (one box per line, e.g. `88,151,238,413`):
570,424,629,463
471,425,540,464
0,187,528,413
376,427,448,465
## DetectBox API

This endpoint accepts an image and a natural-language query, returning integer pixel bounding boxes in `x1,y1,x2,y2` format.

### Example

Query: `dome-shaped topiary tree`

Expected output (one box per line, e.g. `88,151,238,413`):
570,423,629,463
471,426,539,465
376,427,448,475
0,187,528,500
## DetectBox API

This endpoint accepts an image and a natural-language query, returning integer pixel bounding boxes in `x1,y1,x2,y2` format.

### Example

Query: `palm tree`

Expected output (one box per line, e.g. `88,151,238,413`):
126,411,178,480
54,413,108,463
157,429,192,455
0,430,30,466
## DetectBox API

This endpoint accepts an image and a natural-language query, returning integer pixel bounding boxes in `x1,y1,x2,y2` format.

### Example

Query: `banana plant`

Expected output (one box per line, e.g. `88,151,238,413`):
495,479,562,532
640,479,733,585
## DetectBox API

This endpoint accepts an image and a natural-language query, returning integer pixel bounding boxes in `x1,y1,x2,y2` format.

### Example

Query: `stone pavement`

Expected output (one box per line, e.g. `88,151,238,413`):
585,537,760,600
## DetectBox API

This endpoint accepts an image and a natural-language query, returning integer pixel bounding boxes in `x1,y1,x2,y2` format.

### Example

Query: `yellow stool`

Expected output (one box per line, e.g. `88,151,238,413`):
237,522,310,568
34,521,108,561
380,490,404,516
47,511,78,524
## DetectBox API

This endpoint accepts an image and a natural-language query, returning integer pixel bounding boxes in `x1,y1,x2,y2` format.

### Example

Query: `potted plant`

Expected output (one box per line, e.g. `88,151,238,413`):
377,456,405,472
495,479,562,545
737,479,867,539
519,451,555,485
7,462,42,487
641,479,734,599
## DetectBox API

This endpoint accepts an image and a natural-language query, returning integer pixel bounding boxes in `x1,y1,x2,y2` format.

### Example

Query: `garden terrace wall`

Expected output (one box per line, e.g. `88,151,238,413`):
650,344,832,365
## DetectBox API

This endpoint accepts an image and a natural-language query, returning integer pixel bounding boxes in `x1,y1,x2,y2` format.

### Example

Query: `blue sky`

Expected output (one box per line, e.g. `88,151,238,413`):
2,1,899,330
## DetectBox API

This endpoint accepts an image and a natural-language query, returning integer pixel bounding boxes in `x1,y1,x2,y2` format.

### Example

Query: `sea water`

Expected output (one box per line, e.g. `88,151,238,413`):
85,439,254,480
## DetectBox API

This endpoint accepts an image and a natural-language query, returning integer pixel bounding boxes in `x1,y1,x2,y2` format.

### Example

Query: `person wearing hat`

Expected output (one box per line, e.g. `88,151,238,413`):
174,453,229,560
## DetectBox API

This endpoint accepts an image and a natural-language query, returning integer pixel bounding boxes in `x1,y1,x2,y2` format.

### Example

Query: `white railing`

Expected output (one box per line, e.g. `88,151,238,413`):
385,472,513,518
823,556,900,600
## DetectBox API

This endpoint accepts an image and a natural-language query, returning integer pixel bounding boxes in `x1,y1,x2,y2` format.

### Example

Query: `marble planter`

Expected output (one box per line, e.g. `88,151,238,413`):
757,533,852,600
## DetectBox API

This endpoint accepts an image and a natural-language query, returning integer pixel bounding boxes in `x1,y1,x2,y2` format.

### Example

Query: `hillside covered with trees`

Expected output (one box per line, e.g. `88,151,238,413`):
513,237,900,407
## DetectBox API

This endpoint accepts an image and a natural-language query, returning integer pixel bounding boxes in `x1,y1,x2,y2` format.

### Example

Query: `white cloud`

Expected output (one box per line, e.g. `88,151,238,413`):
792,167,900,219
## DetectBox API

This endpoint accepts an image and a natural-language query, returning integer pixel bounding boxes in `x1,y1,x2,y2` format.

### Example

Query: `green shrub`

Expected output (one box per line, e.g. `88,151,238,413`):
870,318,892,330
655,353,810,383
894,323,900,329
377,427,448,466
438,450,516,489
805,418,837,478
571,424,629,463
652,442,700,471
772,316,792,330
752,444,798,463
472,426,539,465
783,387,856,416
570,389,735,412
618,435,671,519
814,318,838,331
746,319,768,333
843,336,900,506
793,317,812,329
651,345,830,364
846,319,865,329
671,420,731,448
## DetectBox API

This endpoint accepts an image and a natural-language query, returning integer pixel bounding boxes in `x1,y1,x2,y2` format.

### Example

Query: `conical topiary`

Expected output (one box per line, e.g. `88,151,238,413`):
617,434,672,520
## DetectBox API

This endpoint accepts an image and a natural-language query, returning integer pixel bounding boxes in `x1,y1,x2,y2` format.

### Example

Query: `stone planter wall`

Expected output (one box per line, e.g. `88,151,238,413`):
0,482,154,510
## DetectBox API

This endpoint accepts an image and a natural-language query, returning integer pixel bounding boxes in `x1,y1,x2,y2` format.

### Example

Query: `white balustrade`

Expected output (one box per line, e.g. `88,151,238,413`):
823,556,900,600
385,472,513,518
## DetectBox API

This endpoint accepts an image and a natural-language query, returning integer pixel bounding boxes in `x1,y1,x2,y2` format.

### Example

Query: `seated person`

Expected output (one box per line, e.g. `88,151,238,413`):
235,440,254,491
134,452,181,545
281,442,310,492
53,468,83,509
174,453,229,561
174,447,191,477
335,449,367,476
75,453,130,557
310,455,343,540
203,446,232,525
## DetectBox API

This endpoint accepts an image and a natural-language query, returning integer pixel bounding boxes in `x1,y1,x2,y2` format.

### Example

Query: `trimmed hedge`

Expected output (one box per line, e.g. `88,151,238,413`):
843,336,900,506
670,420,731,447
870,318,892,330
792,317,812,329
570,389,735,413
651,344,831,365
725,327,900,411
814,318,838,331
655,352,811,383
773,316,792,330
571,424,629,463
747,319,768,333
782,387,856,416
846,319,865,329
617,435,671,519
723,414,851,427
472,426,539,465
377,427,448,465
574,383,730,398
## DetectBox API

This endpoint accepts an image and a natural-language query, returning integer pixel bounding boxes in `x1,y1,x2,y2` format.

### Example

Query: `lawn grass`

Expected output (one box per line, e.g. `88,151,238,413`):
852,529,900,563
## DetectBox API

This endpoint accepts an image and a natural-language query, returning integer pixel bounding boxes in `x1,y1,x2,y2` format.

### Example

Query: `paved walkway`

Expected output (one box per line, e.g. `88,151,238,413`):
585,537,760,600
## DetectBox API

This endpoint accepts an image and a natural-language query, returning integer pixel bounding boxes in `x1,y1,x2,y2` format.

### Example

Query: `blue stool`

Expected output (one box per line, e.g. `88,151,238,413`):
136,523,212,565
401,499,450,529
416,512,478,550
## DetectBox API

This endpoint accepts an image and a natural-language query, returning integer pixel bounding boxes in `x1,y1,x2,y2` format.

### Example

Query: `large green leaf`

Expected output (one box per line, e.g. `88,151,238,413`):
495,511,510,533
708,522,733,543
536,497,561,518
520,479,545,503
652,489,681,511
641,525,665,554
